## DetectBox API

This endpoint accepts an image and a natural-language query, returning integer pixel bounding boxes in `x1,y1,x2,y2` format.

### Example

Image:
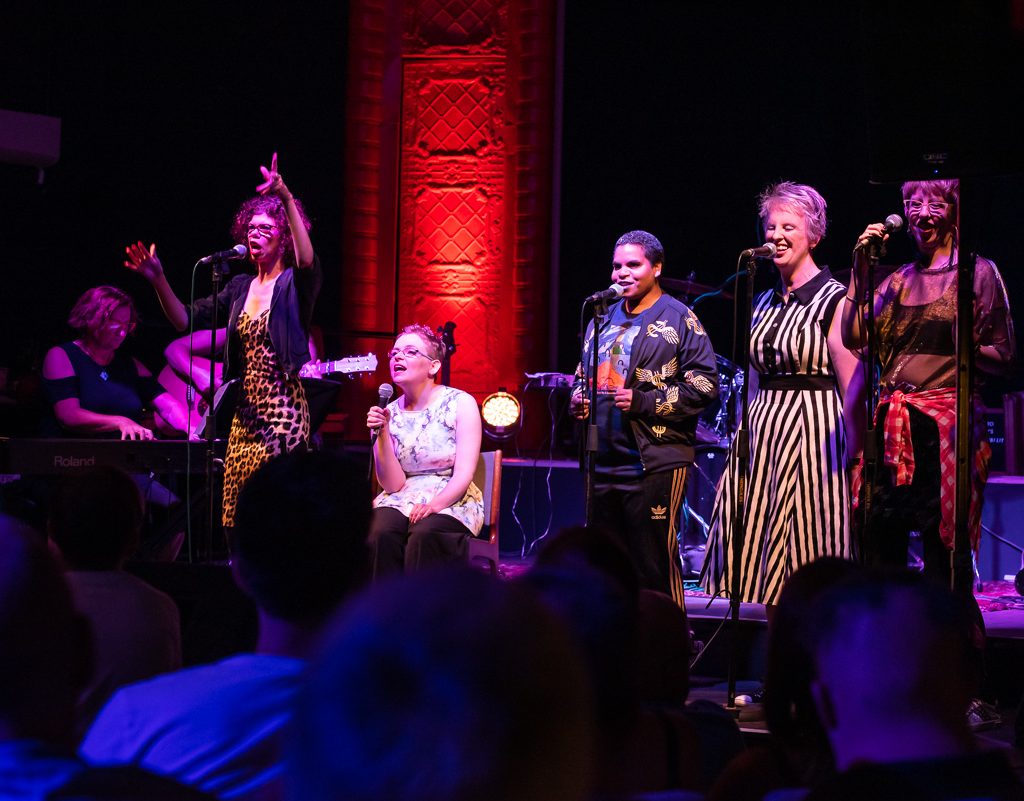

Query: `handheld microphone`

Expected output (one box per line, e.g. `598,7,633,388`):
585,283,626,303
197,244,248,265
883,213,904,234
369,383,394,445
740,243,778,259
855,214,904,250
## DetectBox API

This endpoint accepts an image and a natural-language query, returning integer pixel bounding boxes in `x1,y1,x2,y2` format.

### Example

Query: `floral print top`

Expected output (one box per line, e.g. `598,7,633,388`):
372,385,484,535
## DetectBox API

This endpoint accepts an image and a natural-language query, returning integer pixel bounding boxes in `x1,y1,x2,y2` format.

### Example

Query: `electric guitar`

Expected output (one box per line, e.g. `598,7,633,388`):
299,353,378,378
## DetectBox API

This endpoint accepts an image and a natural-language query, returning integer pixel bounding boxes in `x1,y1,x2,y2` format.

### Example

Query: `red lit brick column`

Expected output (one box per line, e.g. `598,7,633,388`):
343,0,557,403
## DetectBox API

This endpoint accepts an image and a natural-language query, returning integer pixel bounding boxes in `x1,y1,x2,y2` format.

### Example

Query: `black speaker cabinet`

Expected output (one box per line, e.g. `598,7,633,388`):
863,0,1024,183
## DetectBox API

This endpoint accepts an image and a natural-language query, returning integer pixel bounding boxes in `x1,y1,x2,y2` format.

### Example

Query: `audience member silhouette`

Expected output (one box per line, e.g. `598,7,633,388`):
532,525,742,794
709,557,864,801
80,450,372,800
519,558,704,799
803,569,1023,801
286,565,595,801
0,515,211,801
48,466,182,740
636,586,745,793
532,523,641,601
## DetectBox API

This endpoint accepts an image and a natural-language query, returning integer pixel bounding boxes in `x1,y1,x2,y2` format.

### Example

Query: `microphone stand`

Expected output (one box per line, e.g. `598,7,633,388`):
583,296,610,526
953,184,977,597
202,257,229,562
725,251,758,711
857,237,884,544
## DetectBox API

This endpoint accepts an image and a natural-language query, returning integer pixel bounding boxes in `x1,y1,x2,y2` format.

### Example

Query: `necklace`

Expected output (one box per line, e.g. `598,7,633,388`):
76,340,112,381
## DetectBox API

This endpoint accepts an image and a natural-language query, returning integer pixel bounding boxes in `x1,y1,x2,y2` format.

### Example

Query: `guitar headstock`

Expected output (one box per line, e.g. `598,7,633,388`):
323,352,378,376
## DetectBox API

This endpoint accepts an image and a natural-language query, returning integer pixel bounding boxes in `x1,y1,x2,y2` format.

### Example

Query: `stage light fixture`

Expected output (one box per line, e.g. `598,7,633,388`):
481,388,521,440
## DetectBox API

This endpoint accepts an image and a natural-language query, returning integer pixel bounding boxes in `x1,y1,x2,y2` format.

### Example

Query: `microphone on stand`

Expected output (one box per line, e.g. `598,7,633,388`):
585,283,626,303
197,244,248,265
739,243,778,259
369,383,394,445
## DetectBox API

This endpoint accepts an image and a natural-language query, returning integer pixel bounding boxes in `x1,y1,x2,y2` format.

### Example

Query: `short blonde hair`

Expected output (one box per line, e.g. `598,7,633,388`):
759,181,828,244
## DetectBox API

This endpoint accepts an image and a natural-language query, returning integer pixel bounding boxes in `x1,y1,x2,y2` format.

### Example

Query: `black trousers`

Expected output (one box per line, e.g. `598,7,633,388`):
368,506,471,577
591,466,688,606
861,404,951,586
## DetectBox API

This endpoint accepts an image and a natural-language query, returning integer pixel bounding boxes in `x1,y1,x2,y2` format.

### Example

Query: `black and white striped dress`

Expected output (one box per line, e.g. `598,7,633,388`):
700,269,852,605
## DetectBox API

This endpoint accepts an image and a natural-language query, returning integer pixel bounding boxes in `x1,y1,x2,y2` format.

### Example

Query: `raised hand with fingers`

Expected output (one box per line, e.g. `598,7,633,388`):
124,241,164,283
256,151,291,200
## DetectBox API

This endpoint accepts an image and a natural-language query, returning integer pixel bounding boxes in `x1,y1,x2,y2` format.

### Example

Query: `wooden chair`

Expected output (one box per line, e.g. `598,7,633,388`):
466,449,502,575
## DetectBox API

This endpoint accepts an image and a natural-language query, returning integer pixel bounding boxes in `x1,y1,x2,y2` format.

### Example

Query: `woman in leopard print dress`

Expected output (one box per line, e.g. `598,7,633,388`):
126,153,321,528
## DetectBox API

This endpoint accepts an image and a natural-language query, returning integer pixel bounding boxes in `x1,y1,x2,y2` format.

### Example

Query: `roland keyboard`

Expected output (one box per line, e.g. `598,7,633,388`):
0,437,227,475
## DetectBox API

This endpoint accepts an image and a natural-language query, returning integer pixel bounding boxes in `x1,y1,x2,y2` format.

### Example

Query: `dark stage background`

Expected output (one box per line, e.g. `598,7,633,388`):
1,0,348,376
2,1,1021,427
557,0,1023,402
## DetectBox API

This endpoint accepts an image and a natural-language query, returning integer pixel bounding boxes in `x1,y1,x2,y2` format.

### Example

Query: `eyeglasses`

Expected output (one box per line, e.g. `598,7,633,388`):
104,319,136,334
388,346,431,361
903,199,951,215
246,223,279,237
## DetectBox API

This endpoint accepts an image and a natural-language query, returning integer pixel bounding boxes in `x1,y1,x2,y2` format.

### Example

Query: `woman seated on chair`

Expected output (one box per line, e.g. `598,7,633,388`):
366,323,483,576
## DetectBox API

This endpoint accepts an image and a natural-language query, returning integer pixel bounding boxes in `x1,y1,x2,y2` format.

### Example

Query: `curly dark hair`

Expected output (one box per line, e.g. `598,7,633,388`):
230,194,312,269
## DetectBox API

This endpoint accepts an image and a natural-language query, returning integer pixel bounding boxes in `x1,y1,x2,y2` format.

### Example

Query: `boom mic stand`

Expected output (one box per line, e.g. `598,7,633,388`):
725,249,759,711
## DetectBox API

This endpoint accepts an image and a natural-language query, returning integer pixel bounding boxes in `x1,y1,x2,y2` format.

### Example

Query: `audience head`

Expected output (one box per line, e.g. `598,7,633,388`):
287,566,594,801
0,514,91,745
230,449,371,627
48,466,144,570
532,524,640,604
765,557,865,745
518,560,639,738
635,588,691,707
810,569,978,769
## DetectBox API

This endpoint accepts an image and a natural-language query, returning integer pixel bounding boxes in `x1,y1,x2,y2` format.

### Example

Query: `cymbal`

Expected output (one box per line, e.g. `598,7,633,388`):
660,276,733,300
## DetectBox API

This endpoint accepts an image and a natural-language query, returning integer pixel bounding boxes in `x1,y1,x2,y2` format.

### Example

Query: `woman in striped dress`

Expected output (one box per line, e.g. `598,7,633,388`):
701,182,863,607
